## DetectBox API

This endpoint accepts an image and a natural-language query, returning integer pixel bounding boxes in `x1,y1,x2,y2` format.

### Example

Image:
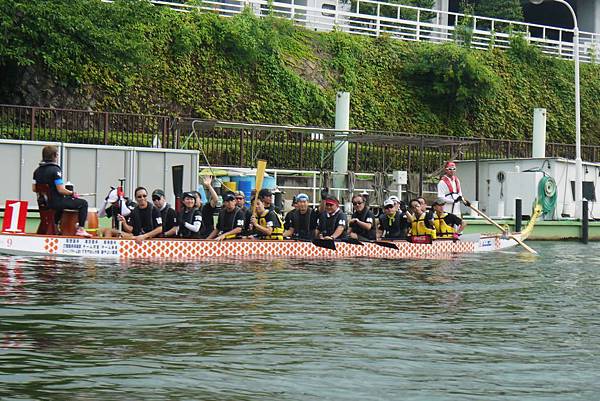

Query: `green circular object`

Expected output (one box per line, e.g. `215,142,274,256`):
537,176,557,215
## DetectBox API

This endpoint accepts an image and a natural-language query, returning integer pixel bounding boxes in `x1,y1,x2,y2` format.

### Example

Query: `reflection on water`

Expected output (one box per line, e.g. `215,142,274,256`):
1,242,599,400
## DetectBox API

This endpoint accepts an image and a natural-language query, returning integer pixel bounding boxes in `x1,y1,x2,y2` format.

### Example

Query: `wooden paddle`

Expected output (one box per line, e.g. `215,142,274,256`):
251,159,267,217
462,198,538,255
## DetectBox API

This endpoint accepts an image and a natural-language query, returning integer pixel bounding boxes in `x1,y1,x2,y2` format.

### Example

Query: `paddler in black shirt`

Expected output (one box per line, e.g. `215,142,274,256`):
283,193,317,240
196,175,219,238
118,187,163,240
378,198,410,240
151,189,177,237
32,145,91,237
177,192,203,239
206,192,245,241
315,196,347,240
348,194,376,241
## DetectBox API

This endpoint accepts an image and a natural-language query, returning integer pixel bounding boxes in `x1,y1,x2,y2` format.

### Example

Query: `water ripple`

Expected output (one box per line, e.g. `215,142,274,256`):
0,242,599,400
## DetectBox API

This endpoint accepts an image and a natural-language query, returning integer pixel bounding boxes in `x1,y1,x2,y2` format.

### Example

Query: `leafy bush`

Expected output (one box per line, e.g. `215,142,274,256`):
1,0,600,147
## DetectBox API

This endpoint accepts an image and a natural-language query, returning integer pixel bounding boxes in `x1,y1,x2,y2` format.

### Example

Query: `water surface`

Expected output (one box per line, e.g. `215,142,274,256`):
1,242,598,400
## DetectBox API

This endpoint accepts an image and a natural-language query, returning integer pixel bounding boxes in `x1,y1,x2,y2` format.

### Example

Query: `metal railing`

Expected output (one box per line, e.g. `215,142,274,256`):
1,104,599,176
102,0,600,64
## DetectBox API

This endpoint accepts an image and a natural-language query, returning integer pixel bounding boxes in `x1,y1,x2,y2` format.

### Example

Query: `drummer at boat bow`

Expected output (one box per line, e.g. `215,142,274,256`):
249,198,284,240
378,198,410,240
432,197,466,239
348,194,376,241
117,187,163,240
152,189,177,237
32,145,91,237
207,193,245,241
315,196,347,240
177,192,203,239
282,193,317,240
437,161,463,217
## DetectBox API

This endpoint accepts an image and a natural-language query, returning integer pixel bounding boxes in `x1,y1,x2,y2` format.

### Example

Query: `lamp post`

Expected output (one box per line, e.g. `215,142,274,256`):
530,0,582,218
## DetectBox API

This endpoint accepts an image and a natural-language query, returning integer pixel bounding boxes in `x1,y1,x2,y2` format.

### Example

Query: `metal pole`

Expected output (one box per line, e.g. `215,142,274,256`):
574,23,583,219
333,92,350,195
529,0,582,218
475,141,480,201
532,108,547,158
581,199,589,244
515,198,522,232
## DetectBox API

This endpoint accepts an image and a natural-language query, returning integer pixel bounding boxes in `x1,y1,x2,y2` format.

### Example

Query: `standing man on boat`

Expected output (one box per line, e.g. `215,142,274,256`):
348,194,376,241
315,196,347,240
32,145,91,237
283,193,318,240
378,198,410,240
151,189,177,237
437,161,463,217
118,187,163,241
207,193,245,241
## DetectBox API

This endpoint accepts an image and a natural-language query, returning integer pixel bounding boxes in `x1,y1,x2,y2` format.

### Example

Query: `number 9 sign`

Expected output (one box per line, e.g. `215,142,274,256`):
2,200,28,234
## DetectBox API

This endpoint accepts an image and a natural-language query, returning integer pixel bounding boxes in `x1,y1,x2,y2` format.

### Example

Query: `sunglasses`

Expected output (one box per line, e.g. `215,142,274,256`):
136,194,147,199
447,167,456,171
235,197,244,200
152,196,161,201
384,204,394,209
352,202,363,206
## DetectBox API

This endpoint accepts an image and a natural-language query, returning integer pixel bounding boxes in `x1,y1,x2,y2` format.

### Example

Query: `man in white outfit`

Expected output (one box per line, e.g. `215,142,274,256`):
437,161,463,217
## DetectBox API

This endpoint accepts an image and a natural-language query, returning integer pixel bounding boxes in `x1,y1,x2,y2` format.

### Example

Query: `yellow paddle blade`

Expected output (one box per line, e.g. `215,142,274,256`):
251,160,267,216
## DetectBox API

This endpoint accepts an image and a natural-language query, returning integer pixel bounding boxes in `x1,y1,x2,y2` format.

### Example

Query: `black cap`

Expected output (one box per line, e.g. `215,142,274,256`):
223,192,236,202
152,189,165,198
258,188,272,198
182,191,196,199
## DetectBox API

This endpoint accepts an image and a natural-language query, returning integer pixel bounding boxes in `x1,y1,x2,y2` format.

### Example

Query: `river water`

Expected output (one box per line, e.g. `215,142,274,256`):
0,241,598,400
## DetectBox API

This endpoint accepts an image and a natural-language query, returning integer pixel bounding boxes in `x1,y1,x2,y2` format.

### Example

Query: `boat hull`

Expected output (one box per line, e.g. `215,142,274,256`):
0,233,522,260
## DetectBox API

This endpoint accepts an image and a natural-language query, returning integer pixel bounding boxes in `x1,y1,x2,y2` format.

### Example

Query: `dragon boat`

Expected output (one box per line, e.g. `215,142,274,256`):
0,231,526,260
0,202,541,260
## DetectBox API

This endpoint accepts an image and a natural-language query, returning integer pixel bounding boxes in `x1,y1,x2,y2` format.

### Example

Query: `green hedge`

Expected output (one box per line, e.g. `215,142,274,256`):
1,0,600,146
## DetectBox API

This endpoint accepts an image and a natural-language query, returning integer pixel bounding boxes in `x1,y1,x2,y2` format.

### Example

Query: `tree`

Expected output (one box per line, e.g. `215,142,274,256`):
475,0,524,22
460,0,524,22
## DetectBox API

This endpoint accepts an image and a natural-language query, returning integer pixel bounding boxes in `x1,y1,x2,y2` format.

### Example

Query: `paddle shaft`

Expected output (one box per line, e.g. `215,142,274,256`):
251,160,267,216
509,235,538,254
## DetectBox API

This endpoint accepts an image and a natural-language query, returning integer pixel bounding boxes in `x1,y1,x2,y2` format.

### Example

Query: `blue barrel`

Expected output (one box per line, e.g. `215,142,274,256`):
262,175,276,190
236,177,254,208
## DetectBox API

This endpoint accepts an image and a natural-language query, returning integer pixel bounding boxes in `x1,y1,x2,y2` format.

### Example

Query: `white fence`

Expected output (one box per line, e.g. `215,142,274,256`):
103,0,600,63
